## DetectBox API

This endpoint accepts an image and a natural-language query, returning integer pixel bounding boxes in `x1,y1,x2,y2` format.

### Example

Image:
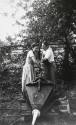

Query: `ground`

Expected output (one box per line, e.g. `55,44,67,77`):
0,80,76,125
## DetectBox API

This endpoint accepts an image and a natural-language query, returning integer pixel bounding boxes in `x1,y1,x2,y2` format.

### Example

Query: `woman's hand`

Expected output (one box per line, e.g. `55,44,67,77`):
35,60,41,69
37,60,41,66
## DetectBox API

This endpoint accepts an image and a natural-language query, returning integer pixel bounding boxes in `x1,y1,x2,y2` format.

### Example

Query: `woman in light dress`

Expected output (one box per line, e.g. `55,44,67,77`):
22,43,40,125
22,44,39,92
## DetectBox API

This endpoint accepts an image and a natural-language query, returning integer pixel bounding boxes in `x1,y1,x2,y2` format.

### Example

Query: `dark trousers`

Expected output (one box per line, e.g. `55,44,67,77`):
48,62,56,84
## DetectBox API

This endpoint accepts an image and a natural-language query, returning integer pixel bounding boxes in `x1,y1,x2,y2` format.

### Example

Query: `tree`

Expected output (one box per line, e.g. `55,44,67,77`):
55,0,76,80
27,0,58,43
26,0,76,80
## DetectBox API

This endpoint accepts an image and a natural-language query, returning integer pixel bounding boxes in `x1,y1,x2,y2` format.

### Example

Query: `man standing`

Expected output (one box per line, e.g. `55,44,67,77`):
41,41,56,85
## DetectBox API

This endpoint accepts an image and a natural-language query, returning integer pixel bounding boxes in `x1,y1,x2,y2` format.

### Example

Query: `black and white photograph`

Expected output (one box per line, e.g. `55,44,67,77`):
0,0,76,125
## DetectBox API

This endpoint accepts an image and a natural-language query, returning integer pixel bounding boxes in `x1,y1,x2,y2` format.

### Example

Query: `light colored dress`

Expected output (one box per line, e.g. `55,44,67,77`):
22,50,36,92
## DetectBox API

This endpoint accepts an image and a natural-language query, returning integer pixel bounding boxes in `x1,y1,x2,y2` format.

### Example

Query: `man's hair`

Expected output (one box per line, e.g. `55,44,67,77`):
43,41,49,47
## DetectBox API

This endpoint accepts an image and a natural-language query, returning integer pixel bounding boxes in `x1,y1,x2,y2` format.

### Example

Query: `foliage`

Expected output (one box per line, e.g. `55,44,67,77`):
0,0,76,92
26,0,76,80
26,0,58,43
26,0,76,42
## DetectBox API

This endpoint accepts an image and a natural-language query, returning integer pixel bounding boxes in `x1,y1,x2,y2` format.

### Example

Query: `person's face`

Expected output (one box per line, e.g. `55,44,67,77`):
42,43,46,50
33,46,39,56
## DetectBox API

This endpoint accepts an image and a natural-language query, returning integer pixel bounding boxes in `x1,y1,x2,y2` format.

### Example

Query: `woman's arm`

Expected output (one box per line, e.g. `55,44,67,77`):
31,56,41,68
30,51,40,67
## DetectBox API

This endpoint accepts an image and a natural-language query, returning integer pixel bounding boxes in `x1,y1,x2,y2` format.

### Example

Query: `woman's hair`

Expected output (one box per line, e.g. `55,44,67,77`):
31,42,40,49
31,43,37,48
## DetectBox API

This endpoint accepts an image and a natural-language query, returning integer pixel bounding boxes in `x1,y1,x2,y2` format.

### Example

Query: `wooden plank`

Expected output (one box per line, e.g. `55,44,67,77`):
26,85,53,110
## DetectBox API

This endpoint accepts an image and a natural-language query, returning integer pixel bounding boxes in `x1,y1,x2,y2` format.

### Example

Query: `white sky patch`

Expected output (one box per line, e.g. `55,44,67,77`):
0,14,21,41
14,7,25,20
0,0,34,42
